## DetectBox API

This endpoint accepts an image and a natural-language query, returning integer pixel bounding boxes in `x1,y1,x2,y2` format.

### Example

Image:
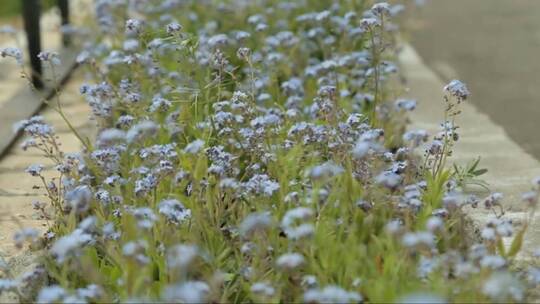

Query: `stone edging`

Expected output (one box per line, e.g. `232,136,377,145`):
398,42,540,259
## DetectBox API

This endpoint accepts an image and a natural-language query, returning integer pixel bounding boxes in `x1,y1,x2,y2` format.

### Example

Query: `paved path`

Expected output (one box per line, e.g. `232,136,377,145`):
0,68,93,269
0,8,64,110
409,0,540,160
0,1,91,156
399,43,540,261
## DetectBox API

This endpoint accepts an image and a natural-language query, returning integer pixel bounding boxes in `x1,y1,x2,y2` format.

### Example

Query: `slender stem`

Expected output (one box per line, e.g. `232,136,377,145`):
369,29,379,126
50,64,91,151
247,56,256,102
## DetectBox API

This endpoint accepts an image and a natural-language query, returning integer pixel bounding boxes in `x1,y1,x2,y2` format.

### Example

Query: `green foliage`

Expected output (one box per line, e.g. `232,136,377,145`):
452,157,489,191
0,0,56,18
7,0,538,303
0,0,20,17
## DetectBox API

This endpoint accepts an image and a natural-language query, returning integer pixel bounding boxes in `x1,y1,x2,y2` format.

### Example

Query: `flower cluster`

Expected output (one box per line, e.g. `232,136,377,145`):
4,0,538,303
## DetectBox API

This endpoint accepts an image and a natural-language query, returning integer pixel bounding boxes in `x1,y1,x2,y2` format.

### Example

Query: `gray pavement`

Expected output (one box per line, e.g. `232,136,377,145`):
399,42,540,261
0,68,93,283
0,2,89,156
409,0,540,160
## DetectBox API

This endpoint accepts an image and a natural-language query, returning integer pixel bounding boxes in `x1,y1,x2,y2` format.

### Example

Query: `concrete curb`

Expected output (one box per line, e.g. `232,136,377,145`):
398,42,540,258
0,68,93,302
0,49,79,159
0,1,92,158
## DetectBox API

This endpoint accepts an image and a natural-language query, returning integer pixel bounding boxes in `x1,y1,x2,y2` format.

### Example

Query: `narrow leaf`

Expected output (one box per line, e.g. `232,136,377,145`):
508,224,528,258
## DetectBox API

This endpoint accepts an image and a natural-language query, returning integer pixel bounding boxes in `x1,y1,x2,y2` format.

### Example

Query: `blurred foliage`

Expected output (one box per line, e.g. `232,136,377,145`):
0,0,56,18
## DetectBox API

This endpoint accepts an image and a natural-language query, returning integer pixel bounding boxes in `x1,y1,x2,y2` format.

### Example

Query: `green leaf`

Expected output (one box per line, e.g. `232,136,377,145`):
508,224,528,258
472,168,488,176
469,157,480,172
496,237,506,257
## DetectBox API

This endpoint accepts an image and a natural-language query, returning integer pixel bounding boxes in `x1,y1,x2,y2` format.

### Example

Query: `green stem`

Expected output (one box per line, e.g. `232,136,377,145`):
50,64,92,151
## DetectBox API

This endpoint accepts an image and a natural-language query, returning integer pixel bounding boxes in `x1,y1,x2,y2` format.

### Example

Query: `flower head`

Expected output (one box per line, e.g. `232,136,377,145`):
444,80,470,100
158,199,191,224
37,51,61,65
0,47,23,65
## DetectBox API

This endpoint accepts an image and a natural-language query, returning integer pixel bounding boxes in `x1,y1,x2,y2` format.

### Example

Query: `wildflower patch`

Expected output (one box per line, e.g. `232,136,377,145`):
1,0,539,302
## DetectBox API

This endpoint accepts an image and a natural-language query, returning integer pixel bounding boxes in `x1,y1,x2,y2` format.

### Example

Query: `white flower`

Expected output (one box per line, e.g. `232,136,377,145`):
444,80,470,100
158,199,191,224
385,219,403,235
480,255,506,270
1,47,23,65
167,244,198,270
521,191,538,207
281,207,315,240
126,121,158,143
360,17,380,30
162,281,210,303
251,282,275,297
184,139,205,154
426,216,443,232
97,128,126,147
403,130,429,148
237,47,251,60
398,293,446,304
25,164,44,176
371,2,391,15
131,207,158,229
483,192,503,209
166,22,182,35
50,229,93,263
13,227,39,249
301,275,318,288
481,227,496,241
207,34,229,48
125,19,143,36
37,285,67,303
402,231,435,248
309,162,344,180
375,171,402,190
482,272,523,302
242,174,280,197
65,185,92,214
303,285,362,303
219,178,239,190
37,51,61,65
418,256,439,279
77,284,103,300
149,96,172,113
123,39,139,52
239,212,273,237
76,50,91,64
531,176,540,189
276,252,305,270
281,207,309,223
394,98,417,111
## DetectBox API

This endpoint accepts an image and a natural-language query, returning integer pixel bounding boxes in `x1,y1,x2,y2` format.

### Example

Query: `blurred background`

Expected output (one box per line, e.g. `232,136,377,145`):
409,0,540,160
0,0,85,157
1,0,540,161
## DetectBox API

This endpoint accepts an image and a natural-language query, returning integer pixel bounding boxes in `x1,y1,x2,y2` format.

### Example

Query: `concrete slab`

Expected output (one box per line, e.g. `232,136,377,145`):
0,67,94,271
0,219,48,258
399,43,540,258
0,47,79,158
0,169,59,197
0,0,95,157
408,0,540,160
